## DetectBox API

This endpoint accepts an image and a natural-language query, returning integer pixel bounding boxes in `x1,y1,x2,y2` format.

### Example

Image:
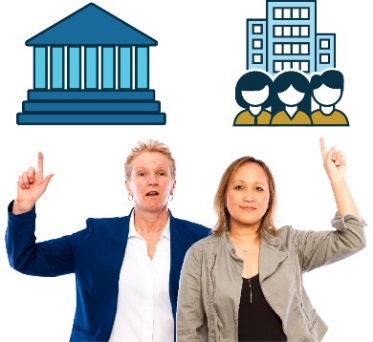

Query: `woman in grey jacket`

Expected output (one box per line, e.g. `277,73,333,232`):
177,138,366,342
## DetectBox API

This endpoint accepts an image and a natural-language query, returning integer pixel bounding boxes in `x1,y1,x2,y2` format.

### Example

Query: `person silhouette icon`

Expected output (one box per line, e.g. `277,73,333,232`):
234,71,273,126
311,69,349,126
271,71,312,125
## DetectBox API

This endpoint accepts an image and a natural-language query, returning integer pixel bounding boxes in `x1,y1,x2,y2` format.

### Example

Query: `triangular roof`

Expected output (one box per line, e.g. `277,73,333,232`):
26,3,157,46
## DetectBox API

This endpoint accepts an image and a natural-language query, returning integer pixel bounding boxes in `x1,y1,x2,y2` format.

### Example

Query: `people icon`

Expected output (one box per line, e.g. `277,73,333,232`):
310,69,349,126
271,71,312,125
233,71,272,125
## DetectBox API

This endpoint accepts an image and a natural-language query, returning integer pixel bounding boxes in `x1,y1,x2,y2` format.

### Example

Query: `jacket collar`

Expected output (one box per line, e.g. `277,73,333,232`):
222,228,288,281
260,232,288,282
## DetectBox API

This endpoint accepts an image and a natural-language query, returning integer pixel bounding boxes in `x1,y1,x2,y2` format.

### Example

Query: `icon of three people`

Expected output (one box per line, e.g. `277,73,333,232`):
234,69,349,126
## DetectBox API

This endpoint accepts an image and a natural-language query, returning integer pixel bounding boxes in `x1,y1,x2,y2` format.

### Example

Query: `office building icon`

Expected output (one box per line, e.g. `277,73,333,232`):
247,0,335,74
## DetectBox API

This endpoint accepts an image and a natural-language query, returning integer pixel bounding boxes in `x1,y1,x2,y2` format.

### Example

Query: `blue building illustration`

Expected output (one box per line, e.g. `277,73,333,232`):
17,3,166,125
247,0,335,74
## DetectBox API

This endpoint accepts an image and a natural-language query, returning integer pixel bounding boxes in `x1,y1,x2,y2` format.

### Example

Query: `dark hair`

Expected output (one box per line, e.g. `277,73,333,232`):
310,69,344,91
235,71,273,109
213,156,278,237
272,70,311,114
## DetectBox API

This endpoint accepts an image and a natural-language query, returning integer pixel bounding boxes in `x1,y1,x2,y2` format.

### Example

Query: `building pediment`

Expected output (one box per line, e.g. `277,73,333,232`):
26,2,157,46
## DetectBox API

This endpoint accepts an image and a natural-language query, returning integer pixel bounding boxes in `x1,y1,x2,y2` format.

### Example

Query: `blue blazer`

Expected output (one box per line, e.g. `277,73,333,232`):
6,204,210,341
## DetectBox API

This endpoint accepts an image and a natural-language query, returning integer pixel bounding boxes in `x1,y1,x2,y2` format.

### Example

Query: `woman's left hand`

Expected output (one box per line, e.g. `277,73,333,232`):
320,137,346,181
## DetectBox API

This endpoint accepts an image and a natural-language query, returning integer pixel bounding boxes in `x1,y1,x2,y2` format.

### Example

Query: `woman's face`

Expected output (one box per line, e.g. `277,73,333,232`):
126,152,175,213
226,162,270,231
241,85,269,106
278,85,305,106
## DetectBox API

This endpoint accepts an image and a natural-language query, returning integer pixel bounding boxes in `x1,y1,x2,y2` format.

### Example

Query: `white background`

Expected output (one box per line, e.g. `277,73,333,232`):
0,0,371,341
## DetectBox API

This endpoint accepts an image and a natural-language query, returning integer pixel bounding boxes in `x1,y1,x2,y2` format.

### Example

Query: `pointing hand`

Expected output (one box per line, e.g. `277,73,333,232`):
13,152,54,214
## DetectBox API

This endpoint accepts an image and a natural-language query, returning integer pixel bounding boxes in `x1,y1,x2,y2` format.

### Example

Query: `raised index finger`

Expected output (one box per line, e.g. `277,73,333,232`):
37,152,44,177
319,137,327,160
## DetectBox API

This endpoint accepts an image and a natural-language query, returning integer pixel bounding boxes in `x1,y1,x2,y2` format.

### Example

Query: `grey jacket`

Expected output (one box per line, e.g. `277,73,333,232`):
177,214,366,342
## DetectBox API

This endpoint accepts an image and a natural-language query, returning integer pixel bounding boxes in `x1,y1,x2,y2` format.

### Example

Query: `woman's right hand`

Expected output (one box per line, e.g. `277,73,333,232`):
13,152,54,214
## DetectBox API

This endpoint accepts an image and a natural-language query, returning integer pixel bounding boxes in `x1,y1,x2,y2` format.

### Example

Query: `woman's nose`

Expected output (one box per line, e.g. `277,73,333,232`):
148,174,158,185
243,190,254,202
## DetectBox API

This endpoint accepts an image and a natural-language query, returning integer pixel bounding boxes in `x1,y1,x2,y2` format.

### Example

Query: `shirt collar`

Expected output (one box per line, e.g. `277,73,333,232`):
129,210,170,240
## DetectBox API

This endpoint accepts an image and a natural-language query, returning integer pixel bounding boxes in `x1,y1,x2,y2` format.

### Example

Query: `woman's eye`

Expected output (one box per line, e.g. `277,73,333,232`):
234,185,243,190
158,172,166,176
139,172,146,177
256,186,264,191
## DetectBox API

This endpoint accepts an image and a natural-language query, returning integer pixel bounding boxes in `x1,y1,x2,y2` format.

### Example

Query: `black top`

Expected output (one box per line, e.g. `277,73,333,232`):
238,274,287,342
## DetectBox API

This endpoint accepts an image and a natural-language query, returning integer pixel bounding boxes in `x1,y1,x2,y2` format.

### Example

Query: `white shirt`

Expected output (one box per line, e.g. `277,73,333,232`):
109,212,174,342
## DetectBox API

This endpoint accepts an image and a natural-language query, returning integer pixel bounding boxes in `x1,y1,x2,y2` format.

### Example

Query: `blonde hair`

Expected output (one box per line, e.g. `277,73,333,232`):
213,156,278,237
124,140,176,180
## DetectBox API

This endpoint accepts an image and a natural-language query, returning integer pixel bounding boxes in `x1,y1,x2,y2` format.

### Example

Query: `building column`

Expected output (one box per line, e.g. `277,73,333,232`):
34,47,48,89
85,47,98,89
68,47,81,89
102,47,115,89
51,47,64,89
119,47,132,89
135,47,149,89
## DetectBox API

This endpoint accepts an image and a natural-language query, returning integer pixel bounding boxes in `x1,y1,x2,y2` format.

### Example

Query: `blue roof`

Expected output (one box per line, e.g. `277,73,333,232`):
26,3,157,46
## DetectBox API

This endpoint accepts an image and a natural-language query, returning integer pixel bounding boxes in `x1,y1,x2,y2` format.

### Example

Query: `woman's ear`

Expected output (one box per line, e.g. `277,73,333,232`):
171,179,176,194
125,179,131,193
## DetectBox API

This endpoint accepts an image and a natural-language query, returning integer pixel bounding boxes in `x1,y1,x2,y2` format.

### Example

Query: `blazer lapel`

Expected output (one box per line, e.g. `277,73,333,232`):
169,213,194,318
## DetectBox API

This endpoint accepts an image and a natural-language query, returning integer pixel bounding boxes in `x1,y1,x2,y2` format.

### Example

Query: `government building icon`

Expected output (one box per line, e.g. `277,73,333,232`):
17,3,166,125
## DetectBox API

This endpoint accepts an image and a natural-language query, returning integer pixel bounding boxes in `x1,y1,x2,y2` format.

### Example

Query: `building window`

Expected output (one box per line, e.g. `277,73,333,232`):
274,44,282,54
274,61,282,72
293,44,300,54
292,61,300,71
274,8,282,19
301,44,309,55
253,54,262,64
283,8,291,19
283,61,291,71
253,39,262,49
301,26,309,37
274,26,282,37
253,24,263,34
283,44,291,54
283,26,291,36
320,54,330,64
301,61,309,72
300,8,309,19
292,26,300,36
320,39,330,49
292,8,300,19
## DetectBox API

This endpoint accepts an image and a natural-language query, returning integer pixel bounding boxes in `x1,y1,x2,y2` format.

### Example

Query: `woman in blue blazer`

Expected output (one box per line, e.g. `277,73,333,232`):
6,140,210,342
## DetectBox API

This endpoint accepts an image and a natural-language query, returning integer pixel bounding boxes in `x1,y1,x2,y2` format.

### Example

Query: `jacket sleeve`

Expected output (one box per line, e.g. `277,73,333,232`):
5,203,88,277
177,245,207,341
294,213,367,272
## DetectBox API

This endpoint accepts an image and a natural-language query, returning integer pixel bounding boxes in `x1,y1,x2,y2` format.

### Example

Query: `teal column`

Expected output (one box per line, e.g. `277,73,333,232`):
102,47,115,89
119,47,132,89
68,47,81,89
85,47,98,89
51,47,64,89
135,47,149,89
34,47,47,89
